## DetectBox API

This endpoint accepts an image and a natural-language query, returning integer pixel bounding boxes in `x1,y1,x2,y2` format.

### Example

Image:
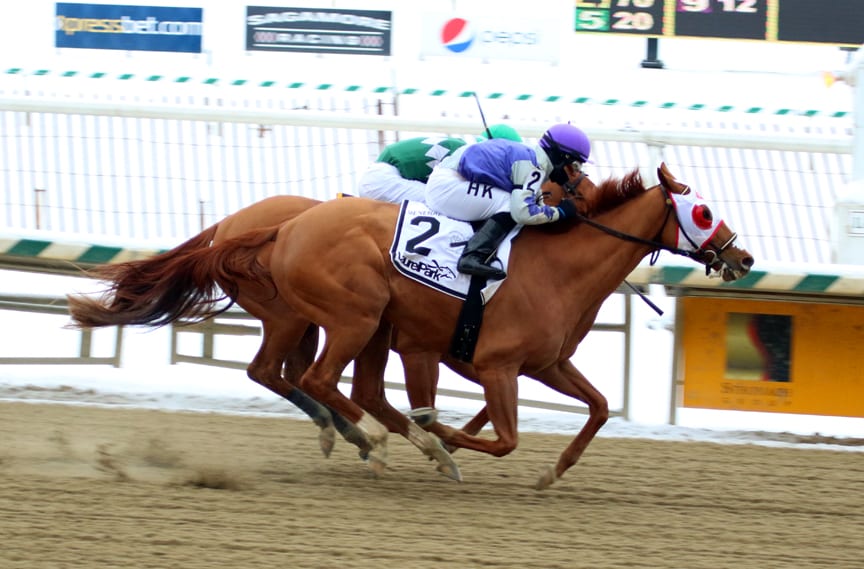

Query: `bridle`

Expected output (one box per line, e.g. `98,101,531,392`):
563,171,586,197
570,183,739,274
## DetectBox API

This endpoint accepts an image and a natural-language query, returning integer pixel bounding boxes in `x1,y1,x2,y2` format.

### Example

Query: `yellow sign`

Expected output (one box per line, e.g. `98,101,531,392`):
680,297,864,418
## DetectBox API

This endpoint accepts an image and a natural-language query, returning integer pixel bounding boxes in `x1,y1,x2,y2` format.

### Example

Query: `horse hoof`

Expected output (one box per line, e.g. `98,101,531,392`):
436,461,463,483
319,425,336,458
366,450,387,478
534,465,557,491
426,437,462,482
408,407,439,428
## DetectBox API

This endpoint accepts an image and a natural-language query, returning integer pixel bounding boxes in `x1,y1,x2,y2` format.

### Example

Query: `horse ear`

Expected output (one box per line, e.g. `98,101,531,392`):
657,162,670,189
657,162,685,192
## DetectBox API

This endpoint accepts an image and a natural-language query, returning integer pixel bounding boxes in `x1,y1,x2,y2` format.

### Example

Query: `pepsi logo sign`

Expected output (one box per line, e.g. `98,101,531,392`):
423,15,555,63
440,18,475,53
440,17,539,53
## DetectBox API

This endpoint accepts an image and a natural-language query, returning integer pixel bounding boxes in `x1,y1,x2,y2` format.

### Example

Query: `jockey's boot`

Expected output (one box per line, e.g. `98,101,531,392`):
457,212,517,280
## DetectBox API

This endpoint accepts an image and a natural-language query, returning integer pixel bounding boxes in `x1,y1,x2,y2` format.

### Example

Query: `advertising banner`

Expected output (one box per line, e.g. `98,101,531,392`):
420,14,560,63
55,3,203,53
246,6,392,55
680,296,864,418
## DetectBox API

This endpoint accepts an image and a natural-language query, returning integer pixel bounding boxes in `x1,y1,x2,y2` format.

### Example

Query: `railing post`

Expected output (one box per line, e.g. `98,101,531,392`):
34,188,46,229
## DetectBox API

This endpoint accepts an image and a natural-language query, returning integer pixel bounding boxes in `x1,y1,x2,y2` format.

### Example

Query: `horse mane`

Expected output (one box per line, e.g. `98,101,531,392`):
531,168,647,236
592,169,647,215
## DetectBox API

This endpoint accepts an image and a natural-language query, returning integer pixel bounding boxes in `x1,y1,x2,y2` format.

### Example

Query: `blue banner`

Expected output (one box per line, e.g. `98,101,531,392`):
56,3,203,53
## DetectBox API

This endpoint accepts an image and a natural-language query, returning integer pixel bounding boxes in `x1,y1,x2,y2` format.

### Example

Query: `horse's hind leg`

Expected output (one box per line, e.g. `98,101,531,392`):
298,323,391,477
282,322,319,385
351,322,461,482
246,318,341,457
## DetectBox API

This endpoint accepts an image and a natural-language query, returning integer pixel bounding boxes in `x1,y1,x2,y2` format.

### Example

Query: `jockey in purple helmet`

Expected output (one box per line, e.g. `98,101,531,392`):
424,122,592,280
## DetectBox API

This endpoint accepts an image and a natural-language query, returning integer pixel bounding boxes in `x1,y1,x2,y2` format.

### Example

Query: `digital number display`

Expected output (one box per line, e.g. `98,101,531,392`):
575,0,664,36
574,0,864,46
777,0,862,46
675,0,767,40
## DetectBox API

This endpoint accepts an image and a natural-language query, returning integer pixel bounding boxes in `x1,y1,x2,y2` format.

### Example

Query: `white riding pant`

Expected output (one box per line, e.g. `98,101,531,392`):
424,166,510,222
357,162,427,204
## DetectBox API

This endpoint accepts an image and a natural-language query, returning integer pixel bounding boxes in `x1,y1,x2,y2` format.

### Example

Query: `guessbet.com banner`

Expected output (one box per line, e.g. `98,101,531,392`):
55,3,203,53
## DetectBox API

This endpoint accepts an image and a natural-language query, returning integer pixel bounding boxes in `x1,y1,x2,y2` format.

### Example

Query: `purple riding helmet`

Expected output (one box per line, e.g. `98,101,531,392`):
539,123,592,185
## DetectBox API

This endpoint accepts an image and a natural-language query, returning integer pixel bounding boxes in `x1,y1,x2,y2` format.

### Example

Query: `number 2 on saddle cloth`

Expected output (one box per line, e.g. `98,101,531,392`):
390,200,519,362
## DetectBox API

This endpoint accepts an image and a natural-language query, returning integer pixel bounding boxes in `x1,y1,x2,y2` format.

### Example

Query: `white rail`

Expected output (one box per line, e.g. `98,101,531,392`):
0,96,852,153
0,93,854,265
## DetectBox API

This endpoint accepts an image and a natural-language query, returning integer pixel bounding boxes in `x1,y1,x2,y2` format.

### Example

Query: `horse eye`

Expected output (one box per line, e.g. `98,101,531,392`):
692,204,713,230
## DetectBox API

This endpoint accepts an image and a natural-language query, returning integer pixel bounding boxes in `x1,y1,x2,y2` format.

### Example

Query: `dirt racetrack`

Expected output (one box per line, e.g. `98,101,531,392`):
0,402,861,569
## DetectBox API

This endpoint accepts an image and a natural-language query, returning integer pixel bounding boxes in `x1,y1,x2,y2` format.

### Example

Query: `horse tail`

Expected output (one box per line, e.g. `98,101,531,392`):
204,225,280,301
67,224,239,329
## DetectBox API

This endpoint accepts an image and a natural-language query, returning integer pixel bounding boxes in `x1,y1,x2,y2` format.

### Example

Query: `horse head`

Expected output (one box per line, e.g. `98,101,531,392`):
657,162,754,282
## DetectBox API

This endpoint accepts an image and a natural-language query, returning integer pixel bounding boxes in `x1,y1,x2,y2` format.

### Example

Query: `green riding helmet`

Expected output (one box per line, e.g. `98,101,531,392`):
477,123,523,143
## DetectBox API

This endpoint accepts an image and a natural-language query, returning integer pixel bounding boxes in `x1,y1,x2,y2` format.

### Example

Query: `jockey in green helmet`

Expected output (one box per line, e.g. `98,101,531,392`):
356,124,522,204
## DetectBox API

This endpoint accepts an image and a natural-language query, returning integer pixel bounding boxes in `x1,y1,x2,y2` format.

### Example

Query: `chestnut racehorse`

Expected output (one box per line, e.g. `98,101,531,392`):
67,176,596,481
87,163,751,489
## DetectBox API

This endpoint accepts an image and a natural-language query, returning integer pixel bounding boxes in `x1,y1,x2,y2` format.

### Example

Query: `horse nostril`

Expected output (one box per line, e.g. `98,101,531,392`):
743,257,754,269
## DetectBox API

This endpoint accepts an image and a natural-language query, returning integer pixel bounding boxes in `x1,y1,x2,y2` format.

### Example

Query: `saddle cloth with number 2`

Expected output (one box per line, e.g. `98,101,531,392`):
389,200,520,304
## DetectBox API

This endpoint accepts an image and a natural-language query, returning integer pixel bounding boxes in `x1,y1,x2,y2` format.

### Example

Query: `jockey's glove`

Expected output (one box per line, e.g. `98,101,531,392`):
557,199,577,220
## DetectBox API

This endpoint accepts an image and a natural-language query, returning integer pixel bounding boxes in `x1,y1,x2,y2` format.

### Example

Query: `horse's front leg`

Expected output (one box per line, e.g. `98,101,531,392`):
444,357,492,439
420,367,520,458
392,330,443,427
400,353,492,446
392,332,495,442
526,359,609,490
400,350,441,427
